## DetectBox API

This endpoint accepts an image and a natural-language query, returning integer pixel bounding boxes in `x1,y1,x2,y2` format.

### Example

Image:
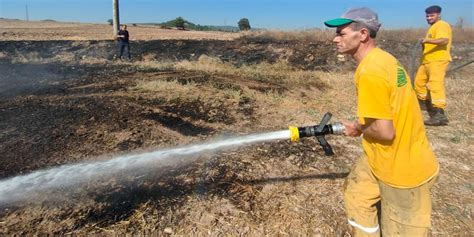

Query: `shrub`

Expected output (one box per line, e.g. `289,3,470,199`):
175,17,185,30
238,18,251,31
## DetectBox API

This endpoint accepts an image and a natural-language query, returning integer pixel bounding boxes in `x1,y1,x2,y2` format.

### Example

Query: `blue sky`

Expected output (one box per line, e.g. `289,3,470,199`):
0,0,472,29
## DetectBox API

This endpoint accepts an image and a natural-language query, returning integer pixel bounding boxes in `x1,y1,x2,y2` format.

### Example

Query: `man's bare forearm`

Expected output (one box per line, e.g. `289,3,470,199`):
360,119,395,142
344,118,395,142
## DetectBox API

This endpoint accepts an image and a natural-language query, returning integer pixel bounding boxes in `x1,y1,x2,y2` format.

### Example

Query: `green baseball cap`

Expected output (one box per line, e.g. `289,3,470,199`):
324,18,354,28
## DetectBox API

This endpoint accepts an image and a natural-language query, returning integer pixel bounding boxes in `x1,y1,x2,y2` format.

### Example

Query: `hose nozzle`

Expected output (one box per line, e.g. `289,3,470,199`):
288,112,345,156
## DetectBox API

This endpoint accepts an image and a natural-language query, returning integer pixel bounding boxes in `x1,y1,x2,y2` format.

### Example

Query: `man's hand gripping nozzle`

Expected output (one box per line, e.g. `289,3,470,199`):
289,112,345,156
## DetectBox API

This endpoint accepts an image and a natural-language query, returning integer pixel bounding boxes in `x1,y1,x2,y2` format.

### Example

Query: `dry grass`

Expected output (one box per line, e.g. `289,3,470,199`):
245,28,474,43
378,28,474,43
8,50,110,65
142,53,157,62
129,55,330,114
174,55,327,88
130,57,353,130
10,51,42,63
134,80,200,100
244,29,335,42
78,56,109,65
0,51,8,59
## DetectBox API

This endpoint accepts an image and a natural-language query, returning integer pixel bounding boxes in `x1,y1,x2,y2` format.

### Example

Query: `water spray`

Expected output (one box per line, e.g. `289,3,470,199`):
0,112,344,205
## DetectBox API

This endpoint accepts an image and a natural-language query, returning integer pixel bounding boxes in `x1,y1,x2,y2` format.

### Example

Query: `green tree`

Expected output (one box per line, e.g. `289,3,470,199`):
238,18,251,31
107,19,113,26
175,17,185,30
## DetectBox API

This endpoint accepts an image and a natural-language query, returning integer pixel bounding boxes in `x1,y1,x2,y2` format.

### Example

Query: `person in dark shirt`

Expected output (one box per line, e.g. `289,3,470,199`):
116,24,131,60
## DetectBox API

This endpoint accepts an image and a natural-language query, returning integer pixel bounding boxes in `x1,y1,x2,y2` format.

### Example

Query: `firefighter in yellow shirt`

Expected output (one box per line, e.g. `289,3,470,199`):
324,7,438,236
415,5,452,126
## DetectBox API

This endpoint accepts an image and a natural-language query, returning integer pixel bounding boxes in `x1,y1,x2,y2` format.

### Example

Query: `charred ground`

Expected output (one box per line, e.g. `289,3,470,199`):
0,39,472,235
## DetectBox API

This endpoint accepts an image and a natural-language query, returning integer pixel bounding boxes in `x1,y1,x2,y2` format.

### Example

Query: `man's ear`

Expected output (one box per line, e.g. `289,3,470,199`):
360,28,370,42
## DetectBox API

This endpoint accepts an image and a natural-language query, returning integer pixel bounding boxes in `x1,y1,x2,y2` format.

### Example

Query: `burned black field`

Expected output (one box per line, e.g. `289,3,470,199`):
0,39,472,235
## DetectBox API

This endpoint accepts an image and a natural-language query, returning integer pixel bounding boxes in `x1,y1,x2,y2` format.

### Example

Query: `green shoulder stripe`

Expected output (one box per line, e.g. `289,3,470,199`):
396,62,407,87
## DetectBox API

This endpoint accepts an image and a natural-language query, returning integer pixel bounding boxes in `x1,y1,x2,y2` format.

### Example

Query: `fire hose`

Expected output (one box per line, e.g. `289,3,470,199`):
288,112,345,156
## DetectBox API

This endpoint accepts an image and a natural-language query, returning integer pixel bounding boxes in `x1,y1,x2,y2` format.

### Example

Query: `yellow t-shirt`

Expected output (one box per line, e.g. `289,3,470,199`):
356,48,439,188
422,20,452,63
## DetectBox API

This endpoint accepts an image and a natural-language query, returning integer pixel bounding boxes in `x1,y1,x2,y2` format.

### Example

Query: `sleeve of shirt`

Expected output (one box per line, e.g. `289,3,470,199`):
434,23,451,39
357,73,393,124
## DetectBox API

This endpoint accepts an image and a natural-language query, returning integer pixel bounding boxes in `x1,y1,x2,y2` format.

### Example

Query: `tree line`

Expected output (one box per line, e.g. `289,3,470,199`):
108,17,252,31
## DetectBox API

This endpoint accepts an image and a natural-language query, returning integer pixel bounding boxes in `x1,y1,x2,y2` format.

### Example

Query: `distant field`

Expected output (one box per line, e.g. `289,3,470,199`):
1,19,473,43
0,19,241,41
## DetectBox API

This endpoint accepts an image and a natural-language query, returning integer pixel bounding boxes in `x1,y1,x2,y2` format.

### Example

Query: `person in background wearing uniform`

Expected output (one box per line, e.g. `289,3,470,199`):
116,24,131,61
415,5,452,126
324,7,439,236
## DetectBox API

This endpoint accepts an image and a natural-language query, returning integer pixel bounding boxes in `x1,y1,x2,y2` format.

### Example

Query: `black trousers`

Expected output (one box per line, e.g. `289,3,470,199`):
118,42,131,59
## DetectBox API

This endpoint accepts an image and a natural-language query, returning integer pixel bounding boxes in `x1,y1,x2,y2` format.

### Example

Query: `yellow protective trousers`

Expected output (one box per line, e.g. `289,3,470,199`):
414,61,450,109
343,156,437,236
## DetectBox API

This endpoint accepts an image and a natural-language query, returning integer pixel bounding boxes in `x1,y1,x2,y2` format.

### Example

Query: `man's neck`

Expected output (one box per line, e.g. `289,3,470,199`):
353,40,377,64
430,19,441,25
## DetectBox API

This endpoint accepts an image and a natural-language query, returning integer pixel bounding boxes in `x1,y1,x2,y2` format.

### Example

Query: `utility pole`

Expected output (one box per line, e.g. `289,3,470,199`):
112,0,120,37
25,5,29,21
